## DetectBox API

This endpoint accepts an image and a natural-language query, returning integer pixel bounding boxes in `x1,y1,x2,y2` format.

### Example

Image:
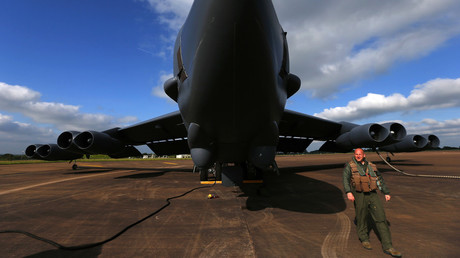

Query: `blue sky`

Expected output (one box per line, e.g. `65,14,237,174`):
1,0,460,154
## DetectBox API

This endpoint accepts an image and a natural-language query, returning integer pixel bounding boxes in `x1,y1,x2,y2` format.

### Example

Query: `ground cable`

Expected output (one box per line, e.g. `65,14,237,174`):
0,182,216,250
375,150,460,179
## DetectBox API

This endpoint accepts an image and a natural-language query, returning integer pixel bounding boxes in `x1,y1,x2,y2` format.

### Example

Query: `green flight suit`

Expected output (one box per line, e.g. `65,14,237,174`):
343,157,393,250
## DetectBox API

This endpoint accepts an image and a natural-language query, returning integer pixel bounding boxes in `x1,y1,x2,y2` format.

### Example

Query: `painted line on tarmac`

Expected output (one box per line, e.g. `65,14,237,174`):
0,170,134,196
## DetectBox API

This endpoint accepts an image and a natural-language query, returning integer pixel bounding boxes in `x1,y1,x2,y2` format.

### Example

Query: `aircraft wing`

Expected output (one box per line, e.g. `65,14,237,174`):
118,111,186,144
25,111,189,160
277,109,341,153
279,109,342,139
277,109,440,153
116,111,188,156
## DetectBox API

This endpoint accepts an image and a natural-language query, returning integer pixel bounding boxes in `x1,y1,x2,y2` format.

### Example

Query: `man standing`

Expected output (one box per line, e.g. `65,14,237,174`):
343,148,402,257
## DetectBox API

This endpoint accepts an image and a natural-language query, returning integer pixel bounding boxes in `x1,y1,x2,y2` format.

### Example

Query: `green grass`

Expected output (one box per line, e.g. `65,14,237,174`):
0,157,191,165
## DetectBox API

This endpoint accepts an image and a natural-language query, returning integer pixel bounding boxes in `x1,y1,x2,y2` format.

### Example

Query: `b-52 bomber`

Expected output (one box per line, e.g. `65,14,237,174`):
25,0,439,185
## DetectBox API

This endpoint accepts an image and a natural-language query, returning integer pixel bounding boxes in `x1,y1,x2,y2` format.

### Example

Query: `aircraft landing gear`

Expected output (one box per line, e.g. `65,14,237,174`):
199,162,222,182
69,160,78,170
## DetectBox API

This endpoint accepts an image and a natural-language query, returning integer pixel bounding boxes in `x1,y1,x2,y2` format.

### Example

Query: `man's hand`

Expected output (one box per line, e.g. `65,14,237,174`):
347,192,355,201
385,195,391,202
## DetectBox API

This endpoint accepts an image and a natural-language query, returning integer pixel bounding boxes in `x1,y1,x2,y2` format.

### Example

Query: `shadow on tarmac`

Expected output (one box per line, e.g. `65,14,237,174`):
241,164,347,214
24,246,101,258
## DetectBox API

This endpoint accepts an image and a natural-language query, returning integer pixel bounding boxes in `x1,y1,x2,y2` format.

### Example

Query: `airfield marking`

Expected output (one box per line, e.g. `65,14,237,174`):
0,169,135,196
163,162,178,165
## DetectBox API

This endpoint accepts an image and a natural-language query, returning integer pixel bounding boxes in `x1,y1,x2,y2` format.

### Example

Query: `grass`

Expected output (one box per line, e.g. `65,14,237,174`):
0,157,191,165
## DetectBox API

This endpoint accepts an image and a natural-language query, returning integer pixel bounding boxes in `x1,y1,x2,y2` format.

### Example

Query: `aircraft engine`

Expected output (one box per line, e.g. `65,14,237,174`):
422,134,440,149
36,144,83,160
57,130,86,153
25,144,43,159
380,122,407,145
74,130,125,154
335,123,389,149
319,123,389,152
379,134,428,152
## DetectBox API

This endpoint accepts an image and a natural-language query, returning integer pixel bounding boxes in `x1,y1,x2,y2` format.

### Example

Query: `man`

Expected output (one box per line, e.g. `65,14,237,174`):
343,148,402,257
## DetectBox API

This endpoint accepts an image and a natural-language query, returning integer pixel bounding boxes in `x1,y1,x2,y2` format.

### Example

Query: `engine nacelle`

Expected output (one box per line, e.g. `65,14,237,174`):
379,134,428,152
335,123,389,148
57,131,86,153
421,134,440,150
380,122,406,145
319,123,389,152
25,144,43,159
36,144,83,161
74,130,125,154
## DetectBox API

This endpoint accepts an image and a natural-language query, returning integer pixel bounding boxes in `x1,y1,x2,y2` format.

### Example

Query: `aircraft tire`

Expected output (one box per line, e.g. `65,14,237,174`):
200,169,208,181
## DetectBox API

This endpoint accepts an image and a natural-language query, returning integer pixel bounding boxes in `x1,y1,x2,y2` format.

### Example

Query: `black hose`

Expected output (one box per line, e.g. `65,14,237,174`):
0,183,215,250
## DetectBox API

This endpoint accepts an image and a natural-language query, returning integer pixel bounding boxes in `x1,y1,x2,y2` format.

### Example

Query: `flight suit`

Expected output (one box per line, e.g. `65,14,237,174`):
343,157,393,250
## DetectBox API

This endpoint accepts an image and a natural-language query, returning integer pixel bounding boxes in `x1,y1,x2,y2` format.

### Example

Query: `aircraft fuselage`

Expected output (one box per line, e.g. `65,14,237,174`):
166,0,299,168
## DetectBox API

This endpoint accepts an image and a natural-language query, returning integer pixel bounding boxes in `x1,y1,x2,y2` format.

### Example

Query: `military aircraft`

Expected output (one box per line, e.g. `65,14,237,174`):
25,0,439,185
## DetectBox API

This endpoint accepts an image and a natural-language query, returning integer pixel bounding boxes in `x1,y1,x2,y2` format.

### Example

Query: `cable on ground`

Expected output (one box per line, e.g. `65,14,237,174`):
375,150,460,179
0,182,216,250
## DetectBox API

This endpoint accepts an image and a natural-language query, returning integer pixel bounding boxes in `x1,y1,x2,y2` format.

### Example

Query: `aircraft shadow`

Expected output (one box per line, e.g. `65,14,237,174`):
25,246,101,258
241,164,346,214
65,166,193,177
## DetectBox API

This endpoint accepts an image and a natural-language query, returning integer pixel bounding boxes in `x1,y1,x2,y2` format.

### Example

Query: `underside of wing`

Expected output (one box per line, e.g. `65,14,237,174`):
117,111,189,156
277,109,342,152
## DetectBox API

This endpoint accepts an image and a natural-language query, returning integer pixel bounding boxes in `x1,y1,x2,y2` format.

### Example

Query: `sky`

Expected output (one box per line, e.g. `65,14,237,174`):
1,0,460,154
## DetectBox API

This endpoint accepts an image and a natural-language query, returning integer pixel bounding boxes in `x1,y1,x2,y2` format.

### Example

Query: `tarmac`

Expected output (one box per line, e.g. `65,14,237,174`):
0,151,459,257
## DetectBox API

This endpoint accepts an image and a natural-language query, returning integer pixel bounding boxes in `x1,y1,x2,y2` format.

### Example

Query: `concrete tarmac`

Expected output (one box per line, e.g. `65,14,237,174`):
1,151,459,257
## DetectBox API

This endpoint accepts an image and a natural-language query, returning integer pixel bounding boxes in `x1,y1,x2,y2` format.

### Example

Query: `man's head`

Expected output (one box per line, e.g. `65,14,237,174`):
354,148,365,163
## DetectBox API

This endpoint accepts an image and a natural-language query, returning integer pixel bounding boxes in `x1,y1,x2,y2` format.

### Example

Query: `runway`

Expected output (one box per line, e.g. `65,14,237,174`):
1,151,459,257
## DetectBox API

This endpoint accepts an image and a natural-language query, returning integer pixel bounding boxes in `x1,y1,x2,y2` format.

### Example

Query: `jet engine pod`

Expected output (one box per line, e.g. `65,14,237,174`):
421,134,440,149
74,131,125,154
379,134,428,152
380,122,406,145
335,123,389,149
36,144,83,161
57,131,83,153
25,144,43,159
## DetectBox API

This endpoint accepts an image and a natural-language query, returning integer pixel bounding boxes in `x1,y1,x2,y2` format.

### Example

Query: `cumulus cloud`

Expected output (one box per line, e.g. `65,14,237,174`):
0,82,138,132
142,0,192,30
315,78,460,121
151,72,175,101
273,0,460,98
0,113,56,153
401,118,460,147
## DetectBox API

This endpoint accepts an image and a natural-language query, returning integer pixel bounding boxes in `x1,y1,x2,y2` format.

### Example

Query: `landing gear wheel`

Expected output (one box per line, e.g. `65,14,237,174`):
386,157,392,163
72,164,78,170
215,162,222,181
200,169,208,181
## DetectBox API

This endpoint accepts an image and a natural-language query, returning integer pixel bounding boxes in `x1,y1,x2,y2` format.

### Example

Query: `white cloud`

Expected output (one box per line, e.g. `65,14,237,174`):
401,118,460,147
0,82,138,132
143,0,192,30
0,113,56,154
273,0,460,98
315,78,460,121
151,72,175,101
